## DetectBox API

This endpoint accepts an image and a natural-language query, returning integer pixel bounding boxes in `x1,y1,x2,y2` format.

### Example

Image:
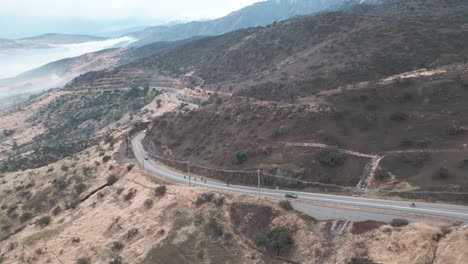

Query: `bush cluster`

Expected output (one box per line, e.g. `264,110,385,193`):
390,218,409,227
317,147,345,167
279,200,294,211
254,227,294,256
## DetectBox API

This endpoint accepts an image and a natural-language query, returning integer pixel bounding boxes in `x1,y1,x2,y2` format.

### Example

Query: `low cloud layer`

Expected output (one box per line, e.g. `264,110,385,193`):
0,36,135,79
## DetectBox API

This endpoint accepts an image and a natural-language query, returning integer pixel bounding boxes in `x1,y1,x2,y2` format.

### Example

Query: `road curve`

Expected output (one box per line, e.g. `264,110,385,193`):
132,133,468,224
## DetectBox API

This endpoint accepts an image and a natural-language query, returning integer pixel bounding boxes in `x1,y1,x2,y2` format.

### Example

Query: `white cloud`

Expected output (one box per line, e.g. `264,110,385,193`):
1,0,264,21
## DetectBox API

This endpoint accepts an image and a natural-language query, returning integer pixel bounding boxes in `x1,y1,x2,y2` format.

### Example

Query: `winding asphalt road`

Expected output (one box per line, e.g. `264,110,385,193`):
132,133,468,225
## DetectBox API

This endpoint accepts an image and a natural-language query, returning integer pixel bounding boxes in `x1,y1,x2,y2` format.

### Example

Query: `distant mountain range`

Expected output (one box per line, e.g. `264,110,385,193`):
0,0,404,97
127,0,353,46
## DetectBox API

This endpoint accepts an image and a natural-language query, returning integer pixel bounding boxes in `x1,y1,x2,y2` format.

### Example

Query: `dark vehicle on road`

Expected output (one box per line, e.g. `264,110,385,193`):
285,193,298,199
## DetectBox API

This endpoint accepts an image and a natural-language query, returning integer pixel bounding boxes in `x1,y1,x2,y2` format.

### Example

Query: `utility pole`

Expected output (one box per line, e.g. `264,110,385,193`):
187,161,191,187
257,169,261,198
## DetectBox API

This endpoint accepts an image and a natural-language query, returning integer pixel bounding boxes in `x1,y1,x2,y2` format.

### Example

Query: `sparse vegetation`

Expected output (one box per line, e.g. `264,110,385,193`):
390,218,409,227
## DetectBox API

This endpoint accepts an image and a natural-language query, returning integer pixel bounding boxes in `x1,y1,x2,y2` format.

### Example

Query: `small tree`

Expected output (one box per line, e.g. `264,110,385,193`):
235,152,248,164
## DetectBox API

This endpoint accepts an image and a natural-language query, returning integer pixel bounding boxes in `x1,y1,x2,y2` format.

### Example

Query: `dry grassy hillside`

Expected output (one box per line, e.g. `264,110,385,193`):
144,66,468,195
0,137,466,264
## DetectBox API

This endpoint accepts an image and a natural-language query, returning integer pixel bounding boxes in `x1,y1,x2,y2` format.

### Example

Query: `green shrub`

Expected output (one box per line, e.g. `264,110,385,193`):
317,147,345,167
20,211,33,223
3,130,15,137
74,183,87,195
76,257,90,264
348,257,376,264
52,177,68,193
195,193,215,207
399,153,431,168
279,200,294,211
214,196,225,207
155,185,167,197
254,227,294,256
107,175,118,186
437,167,450,179
389,112,408,122
204,217,224,237
390,218,409,227
375,169,391,181
102,156,111,163
109,256,122,264
111,241,124,252
235,152,248,164
36,216,51,227
459,74,468,88
459,159,468,169
448,126,467,136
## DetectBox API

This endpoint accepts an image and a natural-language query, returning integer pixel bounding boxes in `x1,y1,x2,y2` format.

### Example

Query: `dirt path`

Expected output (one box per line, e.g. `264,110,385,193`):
283,141,468,190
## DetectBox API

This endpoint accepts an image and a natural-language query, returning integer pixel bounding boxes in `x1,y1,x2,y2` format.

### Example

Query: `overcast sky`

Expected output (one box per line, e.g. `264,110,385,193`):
0,0,264,38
